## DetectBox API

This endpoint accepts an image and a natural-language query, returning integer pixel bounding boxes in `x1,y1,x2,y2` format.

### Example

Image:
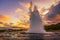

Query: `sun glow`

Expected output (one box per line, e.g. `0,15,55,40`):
0,14,29,28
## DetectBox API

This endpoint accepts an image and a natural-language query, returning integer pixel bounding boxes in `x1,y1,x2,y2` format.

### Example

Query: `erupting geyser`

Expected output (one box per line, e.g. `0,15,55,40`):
27,2,46,33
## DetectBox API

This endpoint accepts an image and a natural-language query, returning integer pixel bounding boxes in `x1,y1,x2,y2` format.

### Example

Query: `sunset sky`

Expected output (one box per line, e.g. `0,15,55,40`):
0,0,60,27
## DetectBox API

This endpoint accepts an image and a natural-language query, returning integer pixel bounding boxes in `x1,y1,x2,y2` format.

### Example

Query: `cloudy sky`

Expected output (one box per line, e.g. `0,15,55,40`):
0,0,60,25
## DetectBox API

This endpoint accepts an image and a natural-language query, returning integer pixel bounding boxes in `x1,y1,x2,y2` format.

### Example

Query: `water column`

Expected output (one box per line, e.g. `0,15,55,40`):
28,2,46,33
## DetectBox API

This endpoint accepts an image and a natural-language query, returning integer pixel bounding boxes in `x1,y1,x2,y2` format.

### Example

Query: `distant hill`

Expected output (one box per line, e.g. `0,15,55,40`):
45,23,60,31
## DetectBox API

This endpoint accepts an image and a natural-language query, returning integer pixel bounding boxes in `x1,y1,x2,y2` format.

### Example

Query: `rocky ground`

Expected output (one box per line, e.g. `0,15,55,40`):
0,31,60,40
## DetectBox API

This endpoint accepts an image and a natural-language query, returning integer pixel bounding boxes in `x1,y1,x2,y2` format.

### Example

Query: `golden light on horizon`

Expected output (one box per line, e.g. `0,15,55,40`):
0,15,11,21
17,24,29,28
0,24,4,27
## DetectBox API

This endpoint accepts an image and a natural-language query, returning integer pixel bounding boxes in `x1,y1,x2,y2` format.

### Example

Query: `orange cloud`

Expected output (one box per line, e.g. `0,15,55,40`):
48,14,60,23
19,2,30,9
15,8,22,13
0,15,11,21
24,3,30,8
52,14,60,22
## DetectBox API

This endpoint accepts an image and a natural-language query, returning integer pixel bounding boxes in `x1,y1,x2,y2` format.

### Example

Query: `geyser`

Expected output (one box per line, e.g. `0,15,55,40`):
27,2,46,33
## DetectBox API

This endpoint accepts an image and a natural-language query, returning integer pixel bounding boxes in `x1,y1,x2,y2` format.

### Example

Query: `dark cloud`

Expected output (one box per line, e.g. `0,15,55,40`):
46,2,60,20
